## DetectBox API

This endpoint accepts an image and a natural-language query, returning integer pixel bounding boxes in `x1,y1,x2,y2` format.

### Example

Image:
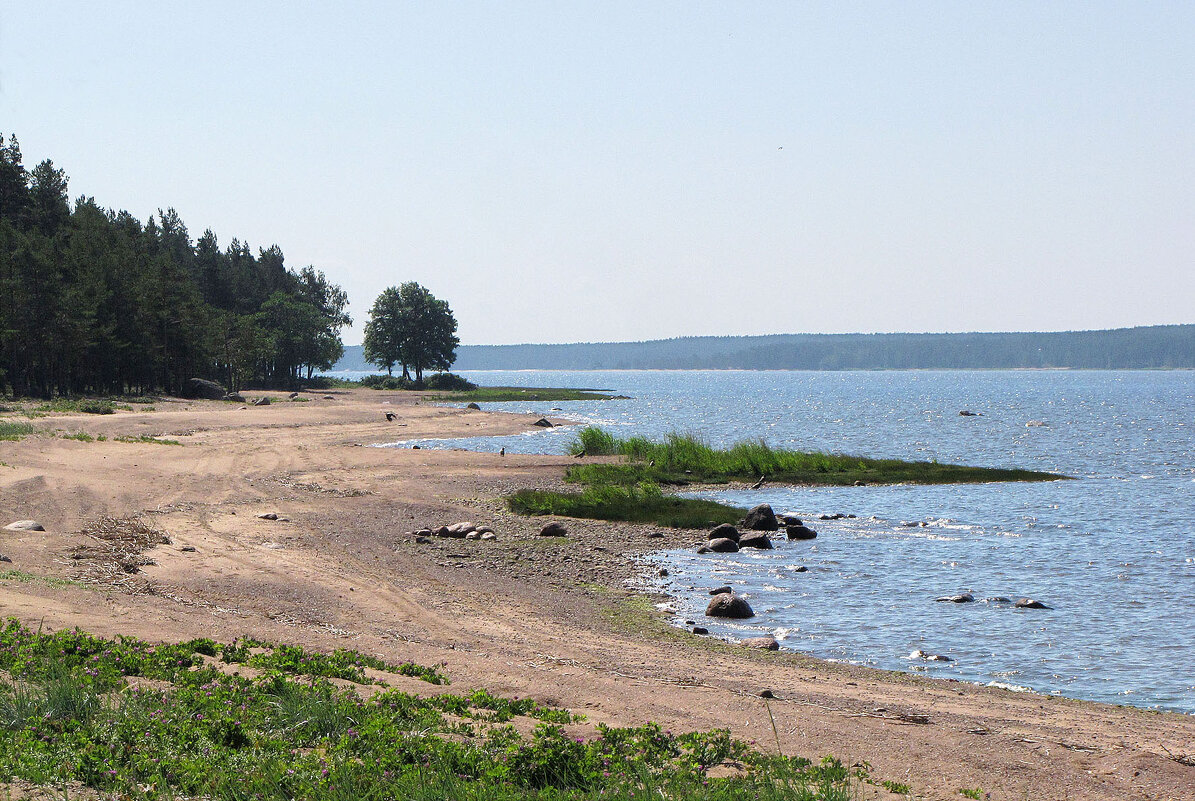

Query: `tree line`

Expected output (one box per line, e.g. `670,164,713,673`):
0,134,356,397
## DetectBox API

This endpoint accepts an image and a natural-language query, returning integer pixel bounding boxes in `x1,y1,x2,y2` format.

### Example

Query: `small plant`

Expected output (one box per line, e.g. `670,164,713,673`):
113,435,182,445
959,788,983,799
883,779,913,794
0,421,36,441
60,431,106,442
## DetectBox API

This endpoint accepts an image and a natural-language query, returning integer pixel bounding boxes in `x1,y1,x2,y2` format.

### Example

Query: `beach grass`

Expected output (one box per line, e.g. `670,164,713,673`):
508,485,745,528
566,427,1063,487
0,620,857,801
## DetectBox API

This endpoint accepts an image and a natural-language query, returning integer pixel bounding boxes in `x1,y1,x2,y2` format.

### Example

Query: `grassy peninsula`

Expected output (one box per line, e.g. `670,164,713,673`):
507,427,1063,528
0,620,855,801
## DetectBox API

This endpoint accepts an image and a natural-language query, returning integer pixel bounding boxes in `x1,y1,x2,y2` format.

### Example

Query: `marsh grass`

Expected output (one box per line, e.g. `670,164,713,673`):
565,427,1062,487
430,387,621,402
508,485,744,528
0,621,858,801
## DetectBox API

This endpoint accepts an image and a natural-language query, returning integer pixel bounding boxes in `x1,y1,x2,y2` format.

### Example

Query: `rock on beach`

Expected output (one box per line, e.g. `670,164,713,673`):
705,593,754,619
708,523,739,542
742,504,779,531
4,520,45,532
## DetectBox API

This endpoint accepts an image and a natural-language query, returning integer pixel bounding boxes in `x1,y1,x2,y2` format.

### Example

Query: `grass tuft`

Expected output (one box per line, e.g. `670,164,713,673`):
508,485,744,528
0,421,36,441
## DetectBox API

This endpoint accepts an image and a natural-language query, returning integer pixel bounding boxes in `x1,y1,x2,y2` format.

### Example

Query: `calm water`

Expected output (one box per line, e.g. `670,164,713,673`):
355,369,1195,713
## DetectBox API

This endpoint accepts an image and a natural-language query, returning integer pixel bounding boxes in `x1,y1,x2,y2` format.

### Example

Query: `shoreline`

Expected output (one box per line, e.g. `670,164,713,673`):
1,388,1192,800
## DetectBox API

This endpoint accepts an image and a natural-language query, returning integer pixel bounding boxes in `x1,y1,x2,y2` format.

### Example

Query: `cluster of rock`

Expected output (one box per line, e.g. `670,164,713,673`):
935,593,1050,609
694,504,817,554
414,521,498,542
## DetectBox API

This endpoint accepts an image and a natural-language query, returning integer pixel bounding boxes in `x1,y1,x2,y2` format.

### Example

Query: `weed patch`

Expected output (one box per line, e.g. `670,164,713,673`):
0,421,35,441
508,486,744,529
0,622,855,800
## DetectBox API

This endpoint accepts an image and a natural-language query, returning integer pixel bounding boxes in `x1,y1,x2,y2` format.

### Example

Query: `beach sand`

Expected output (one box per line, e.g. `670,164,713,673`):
1,388,1191,800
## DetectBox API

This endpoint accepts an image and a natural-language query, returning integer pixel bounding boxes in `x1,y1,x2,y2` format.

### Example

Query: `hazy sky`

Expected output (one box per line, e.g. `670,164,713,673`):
2,2,1192,345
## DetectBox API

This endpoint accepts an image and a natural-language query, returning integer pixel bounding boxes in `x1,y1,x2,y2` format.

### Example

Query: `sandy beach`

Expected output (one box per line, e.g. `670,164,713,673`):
1,389,1191,801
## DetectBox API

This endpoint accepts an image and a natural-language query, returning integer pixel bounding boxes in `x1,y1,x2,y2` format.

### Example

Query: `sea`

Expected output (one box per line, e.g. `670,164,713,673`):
337,368,1195,714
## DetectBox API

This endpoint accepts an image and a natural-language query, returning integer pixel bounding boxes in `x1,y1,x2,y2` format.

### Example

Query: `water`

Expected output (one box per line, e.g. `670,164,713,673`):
355,369,1195,713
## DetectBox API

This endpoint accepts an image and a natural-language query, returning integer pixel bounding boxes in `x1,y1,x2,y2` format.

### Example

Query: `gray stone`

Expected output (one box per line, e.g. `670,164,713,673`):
0,554,11,562
480,532,497,541
539,522,568,537
741,636,780,651
709,585,733,595
708,523,740,542
936,593,975,603
183,377,227,400
466,402,481,410
252,396,271,406
1015,598,1049,609
692,626,709,635
743,504,779,531
706,593,754,619
786,525,818,540
4,520,45,532
707,537,739,553
532,417,553,427
737,532,773,550
255,513,279,520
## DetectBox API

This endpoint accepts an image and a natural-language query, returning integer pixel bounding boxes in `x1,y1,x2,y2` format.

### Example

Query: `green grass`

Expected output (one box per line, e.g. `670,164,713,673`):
429,387,623,402
113,434,182,445
565,427,1064,487
507,485,745,529
0,571,81,589
0,421,36,441
35,398,126,415
58,431,106,442
0,620,857,801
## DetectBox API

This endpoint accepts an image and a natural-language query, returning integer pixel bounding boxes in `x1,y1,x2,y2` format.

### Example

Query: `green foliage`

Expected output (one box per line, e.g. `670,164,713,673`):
507,486,744,529
363,283,459,382
423,372,478,391
958,789,982,799
59,431,105,442
0,420,35,440
0,621,855,800
564,428,1063,487
112,434,182,445
0,135,351,397
359,373,418,390
429,387,618,402
570,426,620,456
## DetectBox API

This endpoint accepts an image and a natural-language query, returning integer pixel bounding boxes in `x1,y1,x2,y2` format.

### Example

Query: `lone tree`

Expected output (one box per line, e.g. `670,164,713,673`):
362,283,459,382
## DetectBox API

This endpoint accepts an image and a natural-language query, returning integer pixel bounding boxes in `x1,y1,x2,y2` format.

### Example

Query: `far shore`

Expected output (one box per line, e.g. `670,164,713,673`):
1,388,1192,801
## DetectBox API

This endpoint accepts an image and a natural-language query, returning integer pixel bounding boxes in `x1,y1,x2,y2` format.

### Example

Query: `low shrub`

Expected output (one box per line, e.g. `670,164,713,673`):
424,372,478,391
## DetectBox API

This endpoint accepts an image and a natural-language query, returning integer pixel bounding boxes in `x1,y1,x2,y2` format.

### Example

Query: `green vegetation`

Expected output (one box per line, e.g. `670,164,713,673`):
363,283,459,382
112,434,182,445
506,427,1060,528
0,571,81,589
432,386,620,402
565,427,1062,487
58,431,104,442
0,621,856,800
0,133,351,397
958,789,983,800
508,485,744,529
0,421,35,440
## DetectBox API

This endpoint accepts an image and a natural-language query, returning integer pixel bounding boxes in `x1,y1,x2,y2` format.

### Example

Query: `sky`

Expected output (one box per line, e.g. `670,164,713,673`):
1,2,1192,346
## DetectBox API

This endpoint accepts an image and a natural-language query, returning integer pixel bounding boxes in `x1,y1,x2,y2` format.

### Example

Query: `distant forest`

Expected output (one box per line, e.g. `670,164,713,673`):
0,135,350,397
335,325,1195,372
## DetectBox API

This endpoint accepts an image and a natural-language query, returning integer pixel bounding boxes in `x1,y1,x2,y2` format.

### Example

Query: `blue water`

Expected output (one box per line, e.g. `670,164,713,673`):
347,369,1195,713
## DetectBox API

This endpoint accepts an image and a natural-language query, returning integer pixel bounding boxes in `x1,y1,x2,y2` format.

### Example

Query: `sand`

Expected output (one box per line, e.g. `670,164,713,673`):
1,388,1192,801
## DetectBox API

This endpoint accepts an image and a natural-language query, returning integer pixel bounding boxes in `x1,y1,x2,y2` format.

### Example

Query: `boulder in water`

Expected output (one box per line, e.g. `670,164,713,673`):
786,525,817,540
466,402,481,410
737,532,773,550
705,593,754,619
708,523,740,542
1015,598,1049,609
742,504,779,531
532,417,553,427
935,593,975,603
707,537,739,553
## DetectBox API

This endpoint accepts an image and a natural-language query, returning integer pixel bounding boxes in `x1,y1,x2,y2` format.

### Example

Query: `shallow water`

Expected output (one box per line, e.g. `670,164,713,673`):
356,368,1195,713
